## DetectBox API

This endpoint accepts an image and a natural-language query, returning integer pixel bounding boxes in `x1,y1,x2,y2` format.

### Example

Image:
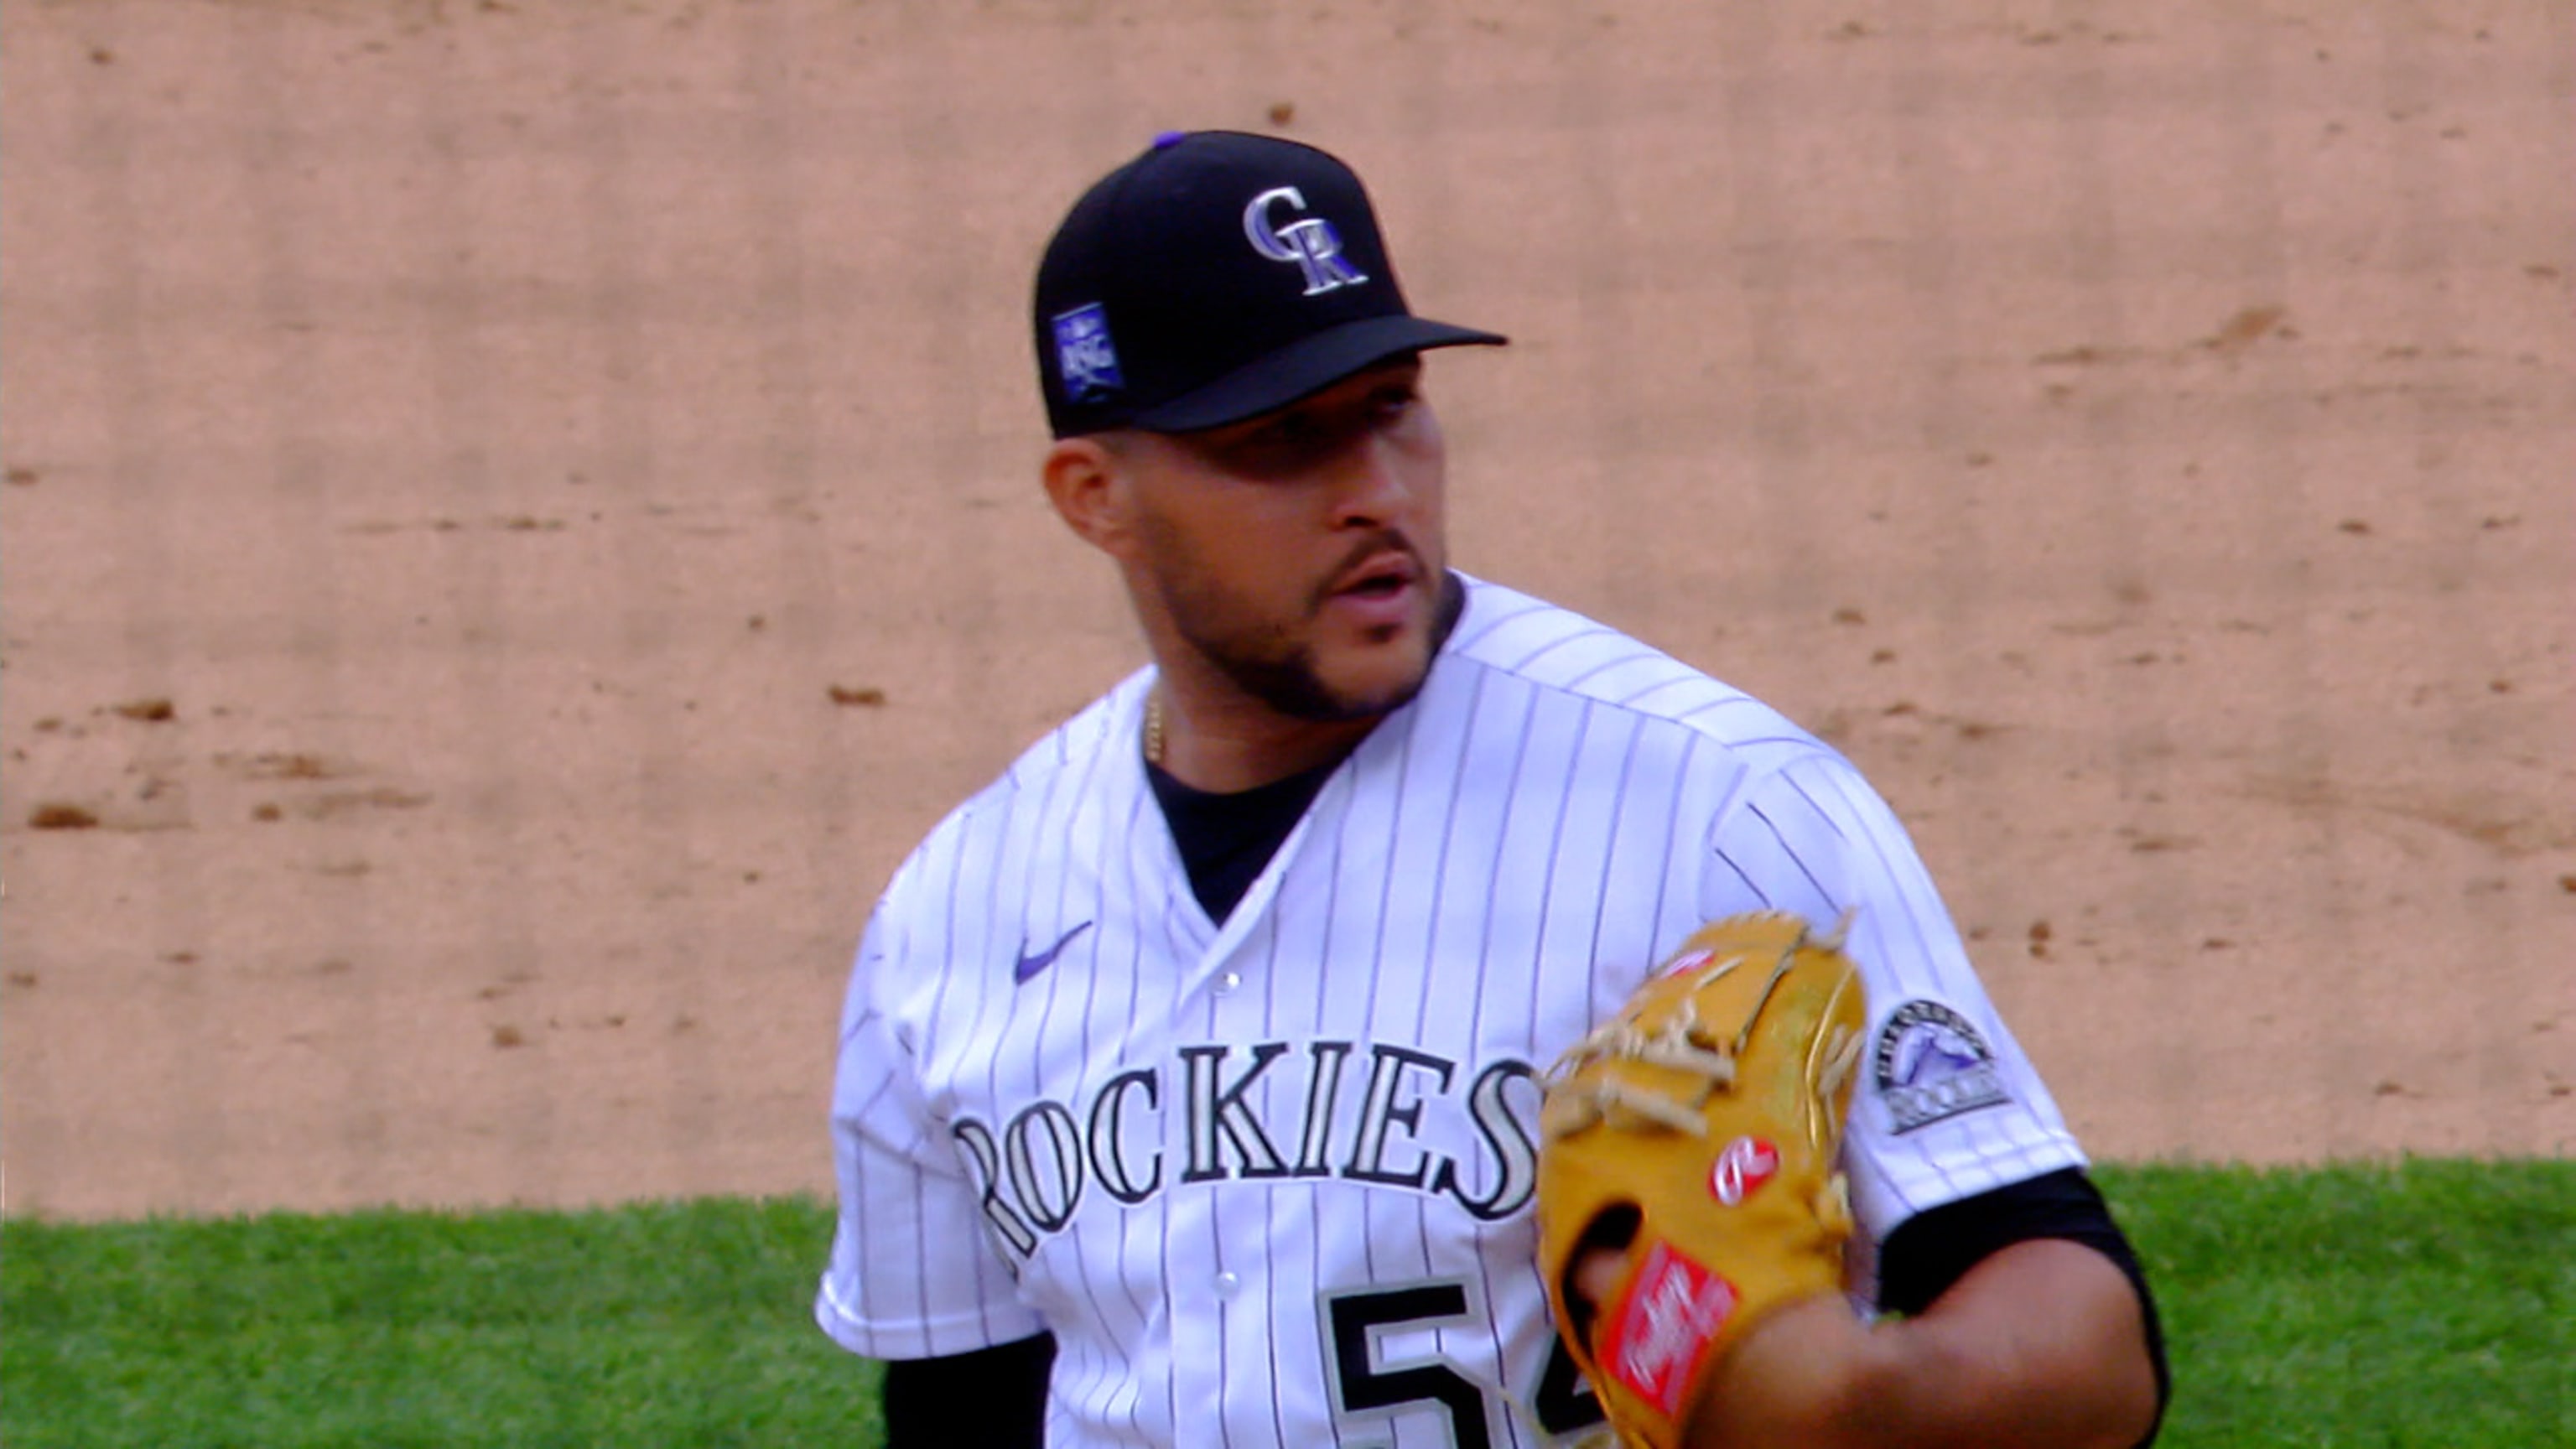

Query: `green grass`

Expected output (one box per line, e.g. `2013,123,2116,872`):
1,1197,881,1447
2112,1158,2571,1447
3,1160,2567,1446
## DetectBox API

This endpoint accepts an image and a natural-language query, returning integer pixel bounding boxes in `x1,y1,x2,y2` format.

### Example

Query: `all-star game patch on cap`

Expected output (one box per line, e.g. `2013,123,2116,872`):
1033,130,1507,439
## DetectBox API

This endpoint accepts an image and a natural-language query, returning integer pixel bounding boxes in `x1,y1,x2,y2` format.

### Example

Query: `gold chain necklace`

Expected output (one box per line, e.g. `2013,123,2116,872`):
1143,690,1166,766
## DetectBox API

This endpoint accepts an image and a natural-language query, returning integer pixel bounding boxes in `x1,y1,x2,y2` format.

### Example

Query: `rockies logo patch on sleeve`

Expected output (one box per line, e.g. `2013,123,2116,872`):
1871,1000,2012,1134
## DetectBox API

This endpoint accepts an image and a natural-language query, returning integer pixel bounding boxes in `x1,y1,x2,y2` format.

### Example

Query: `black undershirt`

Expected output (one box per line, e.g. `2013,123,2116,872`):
1145,754,1339,923
1137,568,1467,922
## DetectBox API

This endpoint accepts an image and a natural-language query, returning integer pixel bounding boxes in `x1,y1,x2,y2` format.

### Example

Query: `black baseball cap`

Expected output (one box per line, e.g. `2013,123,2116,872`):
1033,131,1506,439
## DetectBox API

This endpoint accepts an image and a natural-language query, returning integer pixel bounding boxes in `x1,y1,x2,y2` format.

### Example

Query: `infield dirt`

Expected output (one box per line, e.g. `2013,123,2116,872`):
3,0,2569,1218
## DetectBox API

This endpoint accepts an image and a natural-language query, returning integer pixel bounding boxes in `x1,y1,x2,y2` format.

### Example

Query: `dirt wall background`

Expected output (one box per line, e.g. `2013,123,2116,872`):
3,0,2569,1219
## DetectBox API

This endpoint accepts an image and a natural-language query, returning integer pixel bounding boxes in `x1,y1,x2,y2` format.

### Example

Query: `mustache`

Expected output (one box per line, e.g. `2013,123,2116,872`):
1308,530,1420,614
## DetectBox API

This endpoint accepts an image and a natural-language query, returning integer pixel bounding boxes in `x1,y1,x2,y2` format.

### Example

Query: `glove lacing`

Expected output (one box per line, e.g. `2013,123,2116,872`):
1543,912,1864,1142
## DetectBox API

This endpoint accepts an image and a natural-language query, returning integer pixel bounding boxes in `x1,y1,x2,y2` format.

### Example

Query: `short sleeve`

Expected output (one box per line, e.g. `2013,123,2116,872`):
1696,750,2087,1244
815,901,1048,1361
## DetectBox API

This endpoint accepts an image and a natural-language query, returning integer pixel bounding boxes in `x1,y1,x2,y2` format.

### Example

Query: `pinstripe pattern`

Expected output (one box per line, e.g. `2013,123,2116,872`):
819,574,2084,1444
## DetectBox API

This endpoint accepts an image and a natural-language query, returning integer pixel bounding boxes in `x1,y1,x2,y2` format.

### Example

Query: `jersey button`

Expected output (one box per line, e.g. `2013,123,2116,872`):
1213,1271,1241,1298
1215,970,1242,995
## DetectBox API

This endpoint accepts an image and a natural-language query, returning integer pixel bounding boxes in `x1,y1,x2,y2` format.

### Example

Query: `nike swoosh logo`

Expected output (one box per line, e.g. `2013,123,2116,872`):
1012,921,1093,985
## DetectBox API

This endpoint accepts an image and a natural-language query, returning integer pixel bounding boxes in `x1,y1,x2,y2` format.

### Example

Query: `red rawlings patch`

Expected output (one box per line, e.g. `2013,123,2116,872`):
1597,1243,1740,1416
1709,1136,1780,1206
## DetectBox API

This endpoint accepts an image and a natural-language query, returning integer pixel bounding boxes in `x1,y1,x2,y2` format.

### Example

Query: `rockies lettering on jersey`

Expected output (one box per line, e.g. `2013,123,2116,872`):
956,1044,1542,1260
820,576,2086,1448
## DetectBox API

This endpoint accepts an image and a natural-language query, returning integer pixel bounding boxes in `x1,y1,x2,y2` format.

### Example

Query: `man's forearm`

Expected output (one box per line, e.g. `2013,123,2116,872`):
1687,1239,2158,1449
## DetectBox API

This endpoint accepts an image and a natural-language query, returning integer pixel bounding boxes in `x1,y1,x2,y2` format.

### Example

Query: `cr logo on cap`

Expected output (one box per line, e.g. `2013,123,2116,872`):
1243,186,1369,297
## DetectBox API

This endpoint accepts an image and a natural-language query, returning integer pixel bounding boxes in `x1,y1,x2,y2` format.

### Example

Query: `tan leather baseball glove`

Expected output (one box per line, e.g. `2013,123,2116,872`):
1535,911,1868,1449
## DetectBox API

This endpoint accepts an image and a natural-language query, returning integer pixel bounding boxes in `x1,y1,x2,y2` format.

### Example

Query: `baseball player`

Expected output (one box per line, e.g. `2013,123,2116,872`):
818,131,2167,1448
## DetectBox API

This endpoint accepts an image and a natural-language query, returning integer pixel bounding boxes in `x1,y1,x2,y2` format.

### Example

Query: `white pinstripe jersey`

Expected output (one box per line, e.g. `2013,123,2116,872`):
818,575,2085,1448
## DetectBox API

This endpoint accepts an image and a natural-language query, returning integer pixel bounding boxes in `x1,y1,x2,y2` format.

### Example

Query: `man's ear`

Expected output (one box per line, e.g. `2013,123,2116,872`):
1042,435,1131,555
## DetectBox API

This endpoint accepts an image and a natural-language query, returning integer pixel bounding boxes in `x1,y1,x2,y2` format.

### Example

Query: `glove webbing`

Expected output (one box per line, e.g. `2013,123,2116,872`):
1543,916,1864,1145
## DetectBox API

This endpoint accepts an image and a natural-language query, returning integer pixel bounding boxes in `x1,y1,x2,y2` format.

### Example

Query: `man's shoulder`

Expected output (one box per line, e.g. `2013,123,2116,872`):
896,670,1150,875
1446,575,1825,759
992,669,1152,794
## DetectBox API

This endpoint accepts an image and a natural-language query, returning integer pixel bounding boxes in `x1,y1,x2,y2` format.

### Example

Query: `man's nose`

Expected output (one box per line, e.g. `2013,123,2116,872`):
1327,434,1410,527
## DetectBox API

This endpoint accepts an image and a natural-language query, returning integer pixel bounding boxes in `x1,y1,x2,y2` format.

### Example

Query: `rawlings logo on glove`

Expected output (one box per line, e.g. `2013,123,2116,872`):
1535,912,1867,1449
1597,1244,1741,1415
1709,1136,1779,1207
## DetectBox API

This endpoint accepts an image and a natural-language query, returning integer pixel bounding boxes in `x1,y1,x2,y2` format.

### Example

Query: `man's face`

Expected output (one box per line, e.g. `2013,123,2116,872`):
1114,359,1452,723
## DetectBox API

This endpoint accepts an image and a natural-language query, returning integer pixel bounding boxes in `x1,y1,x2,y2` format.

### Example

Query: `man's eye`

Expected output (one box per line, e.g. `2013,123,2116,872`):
1257,414,1326,451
